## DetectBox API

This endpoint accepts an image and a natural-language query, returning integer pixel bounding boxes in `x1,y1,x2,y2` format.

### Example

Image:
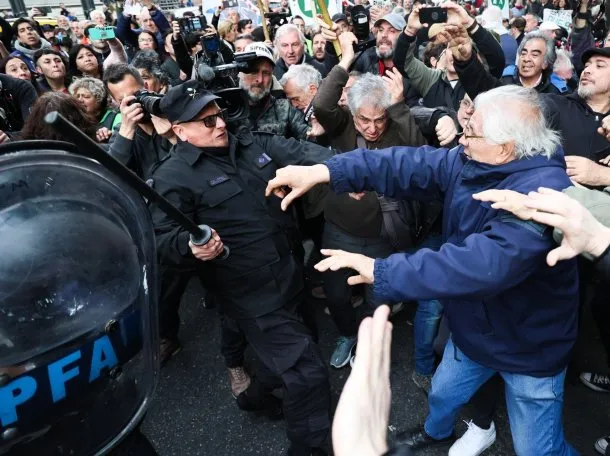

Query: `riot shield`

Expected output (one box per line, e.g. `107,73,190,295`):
0,143,159,455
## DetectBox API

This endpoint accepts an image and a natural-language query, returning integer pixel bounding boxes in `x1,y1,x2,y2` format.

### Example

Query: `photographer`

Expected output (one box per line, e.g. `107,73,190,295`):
239,42,310,140
104,64,172,180
170,20,234,80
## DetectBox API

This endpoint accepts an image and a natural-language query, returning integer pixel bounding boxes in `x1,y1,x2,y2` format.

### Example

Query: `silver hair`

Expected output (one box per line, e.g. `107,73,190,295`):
347,73,392,116
68,76,107,104
517,31,556,69
274,24,305,47
553,48,574,72
89,10,104,21
279,63,322,91
474,85,561,160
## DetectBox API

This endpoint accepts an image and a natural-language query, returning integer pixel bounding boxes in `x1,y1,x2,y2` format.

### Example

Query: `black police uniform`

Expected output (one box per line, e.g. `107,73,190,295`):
151,118,334,451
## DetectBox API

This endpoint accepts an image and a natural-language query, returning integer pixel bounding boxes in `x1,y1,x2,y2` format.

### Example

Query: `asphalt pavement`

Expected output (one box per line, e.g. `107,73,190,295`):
142,277,610,456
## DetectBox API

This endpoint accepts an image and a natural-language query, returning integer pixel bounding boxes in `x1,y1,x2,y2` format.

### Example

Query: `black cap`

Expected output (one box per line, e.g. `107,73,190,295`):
332,13,348,23
159,80,220,123
582,46,610,65
41,24,55,31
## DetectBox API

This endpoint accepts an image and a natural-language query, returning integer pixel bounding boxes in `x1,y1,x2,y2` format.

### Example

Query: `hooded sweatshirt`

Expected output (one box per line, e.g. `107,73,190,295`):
11,37,52,72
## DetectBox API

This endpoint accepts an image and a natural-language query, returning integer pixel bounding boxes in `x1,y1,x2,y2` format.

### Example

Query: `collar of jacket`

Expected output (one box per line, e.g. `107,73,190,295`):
177,134,242,166
457,145,567,184
13,37,52,59
566,92,610,116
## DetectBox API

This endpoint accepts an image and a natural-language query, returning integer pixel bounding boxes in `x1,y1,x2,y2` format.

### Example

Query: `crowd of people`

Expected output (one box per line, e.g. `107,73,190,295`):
1,0,610,454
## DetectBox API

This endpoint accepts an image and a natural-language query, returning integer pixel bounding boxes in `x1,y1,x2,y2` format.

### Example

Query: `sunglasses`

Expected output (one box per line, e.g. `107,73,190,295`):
183,109,227,128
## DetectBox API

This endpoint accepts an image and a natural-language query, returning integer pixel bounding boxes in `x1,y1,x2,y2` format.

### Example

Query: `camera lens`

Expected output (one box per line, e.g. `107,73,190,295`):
431,12,439,20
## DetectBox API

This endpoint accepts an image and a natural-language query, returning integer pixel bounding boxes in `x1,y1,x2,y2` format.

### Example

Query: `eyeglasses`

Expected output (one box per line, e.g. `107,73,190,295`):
457,131,485,140
188,109,227,128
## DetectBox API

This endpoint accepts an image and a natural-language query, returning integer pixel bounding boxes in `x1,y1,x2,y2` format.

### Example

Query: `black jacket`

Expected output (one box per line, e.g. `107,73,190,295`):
274,53,329,80
151,131,334,318
0,74,38,133
243,94,309,140
544,93,610,160
107,124,173,180
454,52,562,101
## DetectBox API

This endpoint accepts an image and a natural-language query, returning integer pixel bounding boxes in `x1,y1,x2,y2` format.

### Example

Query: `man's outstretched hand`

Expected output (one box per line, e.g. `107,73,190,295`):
314,249,375,285
265,164,330,211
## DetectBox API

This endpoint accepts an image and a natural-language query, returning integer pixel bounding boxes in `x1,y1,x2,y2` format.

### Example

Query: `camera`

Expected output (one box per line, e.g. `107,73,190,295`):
178,15,207,36
194,38,259,122
129,90,164,122
350,6,376,53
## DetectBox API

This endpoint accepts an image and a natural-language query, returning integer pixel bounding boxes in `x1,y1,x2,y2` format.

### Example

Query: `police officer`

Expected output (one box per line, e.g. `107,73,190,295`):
151,80,334,456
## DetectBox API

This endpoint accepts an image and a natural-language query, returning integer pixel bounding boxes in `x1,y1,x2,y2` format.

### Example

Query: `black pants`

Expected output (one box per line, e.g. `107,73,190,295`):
470,374,503,429
591,280,610,367
158,265,191,340
236,305,331,448
322,221,394,337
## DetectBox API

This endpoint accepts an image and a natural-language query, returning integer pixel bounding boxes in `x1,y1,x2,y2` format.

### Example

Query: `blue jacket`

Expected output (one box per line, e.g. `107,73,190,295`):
325,146,579,377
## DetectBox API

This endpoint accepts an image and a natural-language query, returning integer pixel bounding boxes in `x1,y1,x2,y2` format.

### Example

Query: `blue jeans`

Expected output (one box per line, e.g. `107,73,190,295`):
412,235,443,376
424,338,579,456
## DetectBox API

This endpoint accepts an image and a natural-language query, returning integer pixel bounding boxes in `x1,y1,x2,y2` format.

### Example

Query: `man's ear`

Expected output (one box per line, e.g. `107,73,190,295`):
308,84,317,96
172,124,187,141
497,142,516,164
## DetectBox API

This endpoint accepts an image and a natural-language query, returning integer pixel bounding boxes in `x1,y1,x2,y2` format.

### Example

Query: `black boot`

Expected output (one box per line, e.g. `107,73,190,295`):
395,427,455,450
235,380,283,421
284,443,328,456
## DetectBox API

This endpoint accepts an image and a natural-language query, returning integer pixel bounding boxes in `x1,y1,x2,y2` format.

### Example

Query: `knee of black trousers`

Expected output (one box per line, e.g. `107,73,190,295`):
281,340,330,447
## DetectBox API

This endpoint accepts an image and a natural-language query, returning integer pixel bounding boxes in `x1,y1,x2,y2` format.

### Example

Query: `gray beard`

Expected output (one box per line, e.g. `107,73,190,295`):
376,47,394,60
246,85,271,103
577,85,595,99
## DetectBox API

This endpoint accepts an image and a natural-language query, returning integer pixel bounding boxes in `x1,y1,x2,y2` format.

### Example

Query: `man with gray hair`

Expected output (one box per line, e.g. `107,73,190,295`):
265,84,579,454
273,23,328,80
449,26,564,95
279,63,322,112
310,29,427,368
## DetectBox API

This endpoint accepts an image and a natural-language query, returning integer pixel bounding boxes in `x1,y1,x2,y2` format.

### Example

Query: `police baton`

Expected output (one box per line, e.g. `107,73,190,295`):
44,111,230,260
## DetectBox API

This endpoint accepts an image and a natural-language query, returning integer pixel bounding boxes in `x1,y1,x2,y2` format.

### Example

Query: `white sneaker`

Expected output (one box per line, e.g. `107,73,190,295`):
449,420,496,456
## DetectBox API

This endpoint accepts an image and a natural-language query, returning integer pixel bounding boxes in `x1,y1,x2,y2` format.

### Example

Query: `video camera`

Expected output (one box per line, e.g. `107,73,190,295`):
193,35,259,122
351,5,376,53
264,11,290,40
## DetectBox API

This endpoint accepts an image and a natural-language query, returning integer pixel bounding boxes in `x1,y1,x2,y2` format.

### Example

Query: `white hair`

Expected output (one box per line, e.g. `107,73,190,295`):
279,63,322,91
553,49,574,73
89,10,104,21
274,24,305,47
474,85,561,160
347,73,392,116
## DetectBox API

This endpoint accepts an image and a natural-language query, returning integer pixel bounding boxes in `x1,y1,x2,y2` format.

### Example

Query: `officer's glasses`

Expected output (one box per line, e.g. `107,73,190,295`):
192,109,227,128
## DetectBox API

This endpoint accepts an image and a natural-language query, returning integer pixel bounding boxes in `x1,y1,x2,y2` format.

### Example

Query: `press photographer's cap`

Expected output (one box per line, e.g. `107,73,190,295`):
374,13,406,31
159,80,220,123
244,42,275,66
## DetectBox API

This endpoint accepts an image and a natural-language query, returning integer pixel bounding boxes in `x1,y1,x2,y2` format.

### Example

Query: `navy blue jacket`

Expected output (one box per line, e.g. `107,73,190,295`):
325,145,579,377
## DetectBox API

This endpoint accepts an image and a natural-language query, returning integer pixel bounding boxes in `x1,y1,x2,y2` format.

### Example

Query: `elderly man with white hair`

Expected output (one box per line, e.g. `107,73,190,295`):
273,23,328,80
265,84,579,455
